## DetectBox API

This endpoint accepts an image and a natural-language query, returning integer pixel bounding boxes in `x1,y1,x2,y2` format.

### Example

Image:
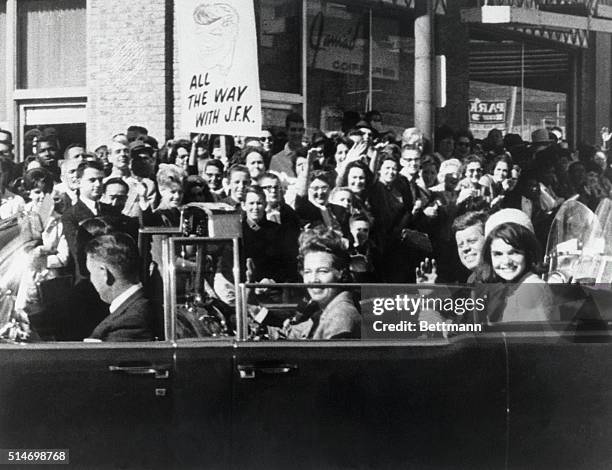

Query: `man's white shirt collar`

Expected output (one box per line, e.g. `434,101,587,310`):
80,196,98,216
109,283,143,314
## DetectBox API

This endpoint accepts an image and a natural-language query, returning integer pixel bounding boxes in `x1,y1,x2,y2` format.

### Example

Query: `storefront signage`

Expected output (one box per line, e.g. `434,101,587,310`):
469,99,507,124
307,10,399,81
177,0,262,135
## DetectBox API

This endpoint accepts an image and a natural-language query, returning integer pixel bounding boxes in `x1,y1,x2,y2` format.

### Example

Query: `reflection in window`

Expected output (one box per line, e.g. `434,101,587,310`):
256,0,301,95
306,1,413,132
17,0,86,89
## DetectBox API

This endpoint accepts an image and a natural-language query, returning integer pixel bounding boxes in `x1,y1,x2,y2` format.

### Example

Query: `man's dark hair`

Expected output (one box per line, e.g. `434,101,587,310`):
127,125,148,135
103,177,129,194
455,129,473,142
85,233,140,283
244,185,266,201
205,158,224,173
452,210,488,234
139,135,159,149
36,135,58,152
226,163,250,180
76,159,105,179
22,167,54,194
285,112,304,129
63,143,86,159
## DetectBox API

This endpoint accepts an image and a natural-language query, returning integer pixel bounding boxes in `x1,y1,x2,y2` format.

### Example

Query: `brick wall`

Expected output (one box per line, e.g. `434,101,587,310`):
87,0,171,147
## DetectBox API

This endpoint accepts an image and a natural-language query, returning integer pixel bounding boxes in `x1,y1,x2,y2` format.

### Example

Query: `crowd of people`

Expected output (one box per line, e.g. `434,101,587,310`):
0,111,610,341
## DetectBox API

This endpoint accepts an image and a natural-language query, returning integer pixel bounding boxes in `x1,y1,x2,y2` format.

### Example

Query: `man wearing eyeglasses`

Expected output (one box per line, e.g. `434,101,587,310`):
269,112,305,181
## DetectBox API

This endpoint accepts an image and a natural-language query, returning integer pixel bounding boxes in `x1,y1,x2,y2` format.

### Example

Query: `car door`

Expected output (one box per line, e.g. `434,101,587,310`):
231,336,507,469
0,342,174,469
506,329,612,469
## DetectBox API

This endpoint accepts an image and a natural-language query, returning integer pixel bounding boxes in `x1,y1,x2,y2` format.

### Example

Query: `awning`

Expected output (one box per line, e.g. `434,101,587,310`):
461,2,612,48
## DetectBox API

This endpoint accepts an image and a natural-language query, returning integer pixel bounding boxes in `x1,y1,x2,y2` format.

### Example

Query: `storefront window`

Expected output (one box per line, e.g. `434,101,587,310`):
17,0,86,89
256,0,301,95
306,1,413,133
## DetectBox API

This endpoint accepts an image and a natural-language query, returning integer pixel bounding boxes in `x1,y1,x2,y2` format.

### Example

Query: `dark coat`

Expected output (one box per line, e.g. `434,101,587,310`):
242,219,294,282
61,199,114,280
88,288,155,342
294,196,350,238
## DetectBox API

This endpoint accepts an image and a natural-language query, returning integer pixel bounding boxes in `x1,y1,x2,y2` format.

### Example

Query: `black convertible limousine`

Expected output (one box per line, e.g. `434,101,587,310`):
1,228,612,469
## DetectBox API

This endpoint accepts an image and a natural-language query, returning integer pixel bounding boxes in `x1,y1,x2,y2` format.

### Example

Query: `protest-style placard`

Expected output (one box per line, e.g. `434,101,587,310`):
176,0,262,135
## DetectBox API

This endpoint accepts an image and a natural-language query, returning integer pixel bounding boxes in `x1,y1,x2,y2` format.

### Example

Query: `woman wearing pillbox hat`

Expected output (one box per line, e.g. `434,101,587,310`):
477,219,556,323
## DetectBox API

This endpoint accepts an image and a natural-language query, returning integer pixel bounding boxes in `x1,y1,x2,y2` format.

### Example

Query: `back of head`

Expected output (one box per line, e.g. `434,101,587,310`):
85,232,140,283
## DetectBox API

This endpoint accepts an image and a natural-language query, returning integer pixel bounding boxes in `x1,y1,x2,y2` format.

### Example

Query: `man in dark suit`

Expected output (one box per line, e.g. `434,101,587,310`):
61,160,113,280
85,233,155,341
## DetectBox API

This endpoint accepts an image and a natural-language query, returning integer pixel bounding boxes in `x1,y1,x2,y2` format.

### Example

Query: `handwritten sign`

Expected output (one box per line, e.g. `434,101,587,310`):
469,99,507,124
177,0,262,135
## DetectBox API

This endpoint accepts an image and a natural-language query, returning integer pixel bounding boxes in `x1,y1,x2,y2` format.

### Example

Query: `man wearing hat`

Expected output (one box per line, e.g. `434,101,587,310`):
530,128,553,153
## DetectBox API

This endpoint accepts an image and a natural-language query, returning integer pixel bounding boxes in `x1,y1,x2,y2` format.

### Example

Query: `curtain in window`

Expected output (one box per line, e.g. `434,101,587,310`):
17,0,86,89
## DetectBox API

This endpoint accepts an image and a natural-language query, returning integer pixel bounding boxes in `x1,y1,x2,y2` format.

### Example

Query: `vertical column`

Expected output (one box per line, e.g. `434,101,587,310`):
595,32,611,145
6,0,16,149
414,0,434,138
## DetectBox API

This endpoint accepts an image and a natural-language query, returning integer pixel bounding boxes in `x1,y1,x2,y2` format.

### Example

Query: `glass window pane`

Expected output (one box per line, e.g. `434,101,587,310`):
371,14,414,133
306,1,369,131
17,0,86,89
256,0,301,94
306,2,413,132
171,238,237,340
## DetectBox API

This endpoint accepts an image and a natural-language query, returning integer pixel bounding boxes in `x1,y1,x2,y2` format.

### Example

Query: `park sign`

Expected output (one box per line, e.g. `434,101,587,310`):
469,99,507,124
177,0,262,135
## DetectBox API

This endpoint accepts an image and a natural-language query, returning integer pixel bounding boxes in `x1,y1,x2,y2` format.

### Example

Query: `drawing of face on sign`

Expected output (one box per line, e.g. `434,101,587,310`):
193,3,239,77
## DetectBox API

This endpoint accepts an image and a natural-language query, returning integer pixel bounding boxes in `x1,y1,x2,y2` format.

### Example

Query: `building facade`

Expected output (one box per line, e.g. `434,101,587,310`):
1,0,612,157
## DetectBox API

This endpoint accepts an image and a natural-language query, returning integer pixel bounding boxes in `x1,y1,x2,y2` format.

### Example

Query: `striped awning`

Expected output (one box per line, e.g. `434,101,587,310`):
469,41,570,92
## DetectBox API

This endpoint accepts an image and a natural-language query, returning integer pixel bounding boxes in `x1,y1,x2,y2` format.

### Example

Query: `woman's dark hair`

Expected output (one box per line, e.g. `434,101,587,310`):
183,175,213,203
298,226,350,277
238,145,266,166
462,154,484,175
479,222,542,282
168,139,191,165
207,134,236,157
22,167,54,194
488,154,513,175
334,136,354,152
340,161,374,191
375,153,399,176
